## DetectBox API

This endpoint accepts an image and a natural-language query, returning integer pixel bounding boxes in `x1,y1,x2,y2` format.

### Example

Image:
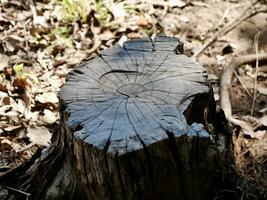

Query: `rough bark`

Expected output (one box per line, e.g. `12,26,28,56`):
0,36,225,200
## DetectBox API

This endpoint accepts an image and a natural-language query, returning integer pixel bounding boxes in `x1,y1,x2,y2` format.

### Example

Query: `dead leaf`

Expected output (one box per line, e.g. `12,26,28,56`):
118,35,128,47
207,74,218,81
260,115,267,126
13,77,30,93
179,15,189,23
20,93,31,109
258,87,267,95
0,91,8,99
0,83,8,93
253,130,267,140
191,1,210,7
259,107,267,113
26,125,51,147
4,125,22,132
136,16,149,26
16,99,26,114
24,110,39,122
35,92,58,104
48,76,64,89
111,3,126,22
98,30,114,41
30,5,47,27
0,53,9,71
0,105,18,116
2,96,10,105
53,59,66,68
169,0,187,7
41,109,58,124
1,139,13,150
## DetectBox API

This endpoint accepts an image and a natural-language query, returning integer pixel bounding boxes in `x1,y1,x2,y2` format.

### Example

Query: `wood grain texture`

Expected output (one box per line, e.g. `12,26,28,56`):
60,36,210,155
0,36,226,200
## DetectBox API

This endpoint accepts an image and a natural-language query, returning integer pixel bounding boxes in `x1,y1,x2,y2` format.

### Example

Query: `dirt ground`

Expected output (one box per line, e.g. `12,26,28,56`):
0,0,266,199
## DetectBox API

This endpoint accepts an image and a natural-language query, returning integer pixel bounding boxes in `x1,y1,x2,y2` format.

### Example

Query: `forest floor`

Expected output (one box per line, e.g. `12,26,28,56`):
0,0,266,199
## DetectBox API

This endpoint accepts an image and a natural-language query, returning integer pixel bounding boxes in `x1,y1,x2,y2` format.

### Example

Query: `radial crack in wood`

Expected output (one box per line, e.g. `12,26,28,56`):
60,36,210,155
0,36,224,200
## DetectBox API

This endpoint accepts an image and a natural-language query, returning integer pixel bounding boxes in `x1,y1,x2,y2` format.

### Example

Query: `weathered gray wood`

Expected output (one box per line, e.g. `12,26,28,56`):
0,36,227,200
60,36,210,155
54,36,217,200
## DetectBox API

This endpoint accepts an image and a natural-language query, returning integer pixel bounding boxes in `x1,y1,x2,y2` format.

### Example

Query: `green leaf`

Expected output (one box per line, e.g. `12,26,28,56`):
13,63,24,76
21,73,39,84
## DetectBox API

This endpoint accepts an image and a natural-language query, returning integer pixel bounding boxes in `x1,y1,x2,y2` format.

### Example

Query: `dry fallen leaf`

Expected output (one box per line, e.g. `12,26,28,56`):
260,115,267,126
27,125,51,147
258,87,267,95
35,92,58,104
0,105,18,117
1,138,22,152
48,75,64,89
169,0,187,8
4,125,22,132
30,5,48,27
0,91,8,100
111,3,126,22
0,53,9,71
253,130,267,141
24,110,40,122
179,15,189,23
136,16,149,26
118,35,128,47
98,30,114,41
207,74,218,81
41,109,58,124
259,107,267,113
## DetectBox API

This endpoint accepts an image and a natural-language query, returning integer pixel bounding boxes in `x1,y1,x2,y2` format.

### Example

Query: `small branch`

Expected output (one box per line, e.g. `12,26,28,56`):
85,20,102,55
193,0,267,58
213,8,230,32
233,71,252,98
15,143,35,153
1,185,31,197
85,37,101,55
251,32,260,116
220,52,267,129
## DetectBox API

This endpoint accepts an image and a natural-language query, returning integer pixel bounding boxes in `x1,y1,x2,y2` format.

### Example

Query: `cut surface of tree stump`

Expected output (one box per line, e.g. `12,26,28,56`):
0,36,221,200
57,36,216,200
61,36,210,154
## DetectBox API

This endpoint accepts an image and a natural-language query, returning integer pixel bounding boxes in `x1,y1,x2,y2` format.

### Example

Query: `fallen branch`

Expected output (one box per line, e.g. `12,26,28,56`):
251,32,260,116
1,185,31,198
220,52,267,130
85,37,101,55
193,0,267,58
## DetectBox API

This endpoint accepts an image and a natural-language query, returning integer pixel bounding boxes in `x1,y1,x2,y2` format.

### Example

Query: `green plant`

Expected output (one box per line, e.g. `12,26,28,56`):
13,63,38,84
52,0,92,23
94,0,110,23
48,25,73,47
52,0,139,27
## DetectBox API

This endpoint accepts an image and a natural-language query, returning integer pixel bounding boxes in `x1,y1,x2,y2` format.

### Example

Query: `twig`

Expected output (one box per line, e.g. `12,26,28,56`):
146,0,169,7
220,52,267,129
1,185,30,198
85,21,102,55
251,32,260,116
85,37,101,55
193,0,267,58
15,143,35,153
212,8,230,32
233,71,252,98
23,21,30,56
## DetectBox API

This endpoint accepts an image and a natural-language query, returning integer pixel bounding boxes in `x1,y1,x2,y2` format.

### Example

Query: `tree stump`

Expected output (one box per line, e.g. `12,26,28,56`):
0,36,222,200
